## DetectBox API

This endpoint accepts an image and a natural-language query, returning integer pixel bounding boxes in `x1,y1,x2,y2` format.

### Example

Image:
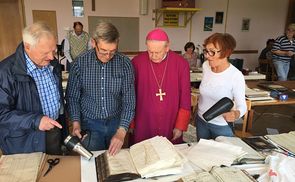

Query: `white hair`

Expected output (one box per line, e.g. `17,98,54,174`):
22,22,55,47
288,23,295,31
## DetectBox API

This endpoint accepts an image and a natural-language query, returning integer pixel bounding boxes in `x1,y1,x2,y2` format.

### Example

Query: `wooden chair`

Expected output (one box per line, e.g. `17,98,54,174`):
190,91,198,126
258,59,277,81
235,100,252,138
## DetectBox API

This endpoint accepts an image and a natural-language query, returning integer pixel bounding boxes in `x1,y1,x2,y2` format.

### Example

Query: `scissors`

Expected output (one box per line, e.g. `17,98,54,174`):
43,158,60,177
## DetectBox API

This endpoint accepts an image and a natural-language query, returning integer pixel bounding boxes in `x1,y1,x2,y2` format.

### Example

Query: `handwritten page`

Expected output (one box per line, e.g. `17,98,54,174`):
0,152,43,182
129,136,184,178
106,149,137,175
211,166,256,182
181,172,219,182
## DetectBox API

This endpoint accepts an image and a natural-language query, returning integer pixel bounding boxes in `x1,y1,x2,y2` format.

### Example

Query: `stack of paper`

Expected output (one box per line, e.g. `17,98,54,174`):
215,136,266,164
245,87,273,101
187,139,247,171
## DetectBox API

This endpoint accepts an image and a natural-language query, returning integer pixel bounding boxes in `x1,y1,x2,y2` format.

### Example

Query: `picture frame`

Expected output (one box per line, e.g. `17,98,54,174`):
215,12,224,24
241,18,250,32
204,17,213,31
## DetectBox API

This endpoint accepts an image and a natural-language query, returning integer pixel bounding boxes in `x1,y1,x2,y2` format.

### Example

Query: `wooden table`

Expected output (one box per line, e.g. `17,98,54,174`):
245,81,295,131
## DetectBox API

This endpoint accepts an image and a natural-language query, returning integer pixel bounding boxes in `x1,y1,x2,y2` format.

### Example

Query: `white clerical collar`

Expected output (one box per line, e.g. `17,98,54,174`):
162,53,168,61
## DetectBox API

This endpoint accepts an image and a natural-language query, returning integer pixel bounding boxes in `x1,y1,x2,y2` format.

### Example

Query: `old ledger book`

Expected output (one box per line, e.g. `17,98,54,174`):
0,152,44,182
95,136,185,182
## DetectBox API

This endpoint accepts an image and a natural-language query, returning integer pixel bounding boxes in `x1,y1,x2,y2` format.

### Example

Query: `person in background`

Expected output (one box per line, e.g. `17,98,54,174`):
131,28,191,144
272,23,295,81
196,33,247,140
257,39,275,75
259,39,275,60
0,22,64,154
182,41,199,69
64,21,92,71
66,22,135,155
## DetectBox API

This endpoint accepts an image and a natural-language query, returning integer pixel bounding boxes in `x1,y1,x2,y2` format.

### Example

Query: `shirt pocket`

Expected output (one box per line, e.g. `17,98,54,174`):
109,77,122,95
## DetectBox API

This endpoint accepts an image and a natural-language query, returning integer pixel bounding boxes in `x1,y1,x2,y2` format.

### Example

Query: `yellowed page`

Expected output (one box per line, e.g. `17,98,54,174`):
106,150,137,175
0,152,43,182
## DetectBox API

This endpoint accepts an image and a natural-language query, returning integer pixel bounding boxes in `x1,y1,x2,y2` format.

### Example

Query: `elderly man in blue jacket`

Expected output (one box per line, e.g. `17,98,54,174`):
0,22,64,155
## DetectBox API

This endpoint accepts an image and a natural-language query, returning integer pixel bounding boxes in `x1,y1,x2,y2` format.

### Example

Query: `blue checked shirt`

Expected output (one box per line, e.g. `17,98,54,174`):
66,49,135,130
25,54,60,120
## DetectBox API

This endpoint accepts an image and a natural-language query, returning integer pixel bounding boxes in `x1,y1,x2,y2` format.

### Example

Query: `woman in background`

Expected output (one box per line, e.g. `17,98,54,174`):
183,42,199,69
196,33,247,140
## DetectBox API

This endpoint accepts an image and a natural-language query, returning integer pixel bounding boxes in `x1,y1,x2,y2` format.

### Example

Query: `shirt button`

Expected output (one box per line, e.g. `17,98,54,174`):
101,77,104,80
101,97,104,100
102,67,104,69
102,107,104,109
101,87,104,90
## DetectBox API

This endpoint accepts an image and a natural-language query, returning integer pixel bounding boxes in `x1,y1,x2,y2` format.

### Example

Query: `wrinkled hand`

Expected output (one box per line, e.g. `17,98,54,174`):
223,110,240,122
108,128,126,156
39,116,62,131
72,121,82,139
172,128,182,141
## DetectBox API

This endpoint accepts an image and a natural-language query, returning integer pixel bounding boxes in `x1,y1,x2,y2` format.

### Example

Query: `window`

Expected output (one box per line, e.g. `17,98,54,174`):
72,0,84,17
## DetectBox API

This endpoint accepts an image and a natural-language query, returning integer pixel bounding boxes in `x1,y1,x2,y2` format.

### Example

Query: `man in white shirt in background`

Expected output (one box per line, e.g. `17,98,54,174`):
64,21,92,71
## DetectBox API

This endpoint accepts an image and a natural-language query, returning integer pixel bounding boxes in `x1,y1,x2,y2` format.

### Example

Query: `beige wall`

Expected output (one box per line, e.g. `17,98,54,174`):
23,0,289,69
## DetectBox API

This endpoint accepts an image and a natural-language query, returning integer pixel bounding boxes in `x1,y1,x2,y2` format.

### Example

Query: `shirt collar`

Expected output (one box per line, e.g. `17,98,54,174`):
24,52,52,73
72,31,84,37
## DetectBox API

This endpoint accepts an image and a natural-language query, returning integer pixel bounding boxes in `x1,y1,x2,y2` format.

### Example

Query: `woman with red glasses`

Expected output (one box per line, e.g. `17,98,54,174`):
196,33,247,141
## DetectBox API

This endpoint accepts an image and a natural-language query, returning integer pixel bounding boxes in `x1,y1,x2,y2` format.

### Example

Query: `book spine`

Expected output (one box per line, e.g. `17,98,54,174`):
95,152,111,182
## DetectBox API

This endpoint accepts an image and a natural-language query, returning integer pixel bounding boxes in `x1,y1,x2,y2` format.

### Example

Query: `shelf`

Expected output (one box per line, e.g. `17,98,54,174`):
154,8,201,27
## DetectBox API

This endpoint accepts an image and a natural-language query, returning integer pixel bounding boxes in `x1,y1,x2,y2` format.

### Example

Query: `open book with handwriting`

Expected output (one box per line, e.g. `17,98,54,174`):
178,166,256,182
95,136,185,182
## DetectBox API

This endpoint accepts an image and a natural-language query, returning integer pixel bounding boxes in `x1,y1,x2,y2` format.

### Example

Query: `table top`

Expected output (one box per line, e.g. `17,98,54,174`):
190,72,266,82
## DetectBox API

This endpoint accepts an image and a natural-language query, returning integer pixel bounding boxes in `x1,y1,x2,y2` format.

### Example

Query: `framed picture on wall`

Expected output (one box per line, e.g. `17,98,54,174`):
204,17,213,31
215,12,224,24
242,18,250,31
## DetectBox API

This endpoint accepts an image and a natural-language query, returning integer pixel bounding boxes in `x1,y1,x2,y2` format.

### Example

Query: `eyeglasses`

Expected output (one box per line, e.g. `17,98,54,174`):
203,49,221,57
96,47,117,57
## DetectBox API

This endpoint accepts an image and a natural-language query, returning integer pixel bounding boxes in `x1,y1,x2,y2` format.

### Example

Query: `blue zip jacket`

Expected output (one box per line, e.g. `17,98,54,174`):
0,43,63,154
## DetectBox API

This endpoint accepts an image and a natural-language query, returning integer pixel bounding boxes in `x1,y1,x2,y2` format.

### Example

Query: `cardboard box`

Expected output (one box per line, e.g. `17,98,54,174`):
162,0,195,8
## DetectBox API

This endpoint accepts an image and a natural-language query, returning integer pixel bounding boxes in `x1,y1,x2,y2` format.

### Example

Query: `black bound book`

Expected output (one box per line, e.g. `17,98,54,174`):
257,82,288,92
242,136,277,151
95,152,140,182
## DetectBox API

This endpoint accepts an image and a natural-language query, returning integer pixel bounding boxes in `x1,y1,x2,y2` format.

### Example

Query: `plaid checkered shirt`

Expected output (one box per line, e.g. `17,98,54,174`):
25,53,60,120
66,49,135,130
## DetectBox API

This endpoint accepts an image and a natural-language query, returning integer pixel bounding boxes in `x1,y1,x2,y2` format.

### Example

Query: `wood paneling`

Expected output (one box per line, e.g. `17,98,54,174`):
32,10,58,40
0,0,24,60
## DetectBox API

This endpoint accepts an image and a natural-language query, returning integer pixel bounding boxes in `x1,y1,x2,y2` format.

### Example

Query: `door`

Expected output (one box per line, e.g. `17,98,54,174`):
0,0,24,60
32,10,58,40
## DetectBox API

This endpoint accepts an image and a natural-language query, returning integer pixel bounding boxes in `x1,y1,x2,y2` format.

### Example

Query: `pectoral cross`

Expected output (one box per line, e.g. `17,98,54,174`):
156,89,166,101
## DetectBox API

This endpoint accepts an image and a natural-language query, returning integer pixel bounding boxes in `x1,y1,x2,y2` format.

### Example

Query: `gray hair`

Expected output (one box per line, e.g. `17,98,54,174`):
92,21,119,43
22,22,55,47
288,23,295,31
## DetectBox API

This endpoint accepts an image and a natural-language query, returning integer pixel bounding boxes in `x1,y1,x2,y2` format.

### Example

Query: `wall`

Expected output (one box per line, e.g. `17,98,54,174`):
23,0,289,69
